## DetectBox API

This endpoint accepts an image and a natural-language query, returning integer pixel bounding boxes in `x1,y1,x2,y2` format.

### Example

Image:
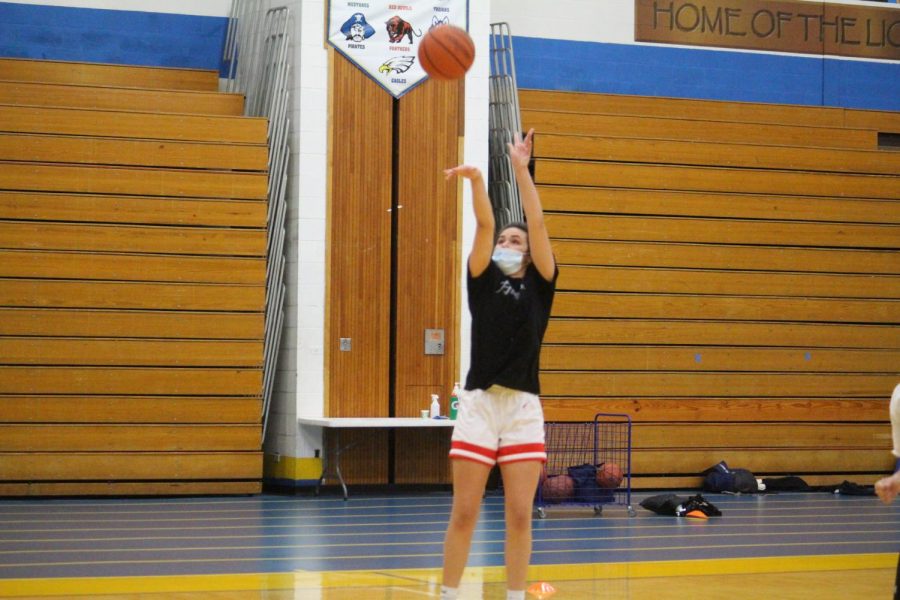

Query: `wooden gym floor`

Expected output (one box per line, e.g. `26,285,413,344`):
0,490,897,599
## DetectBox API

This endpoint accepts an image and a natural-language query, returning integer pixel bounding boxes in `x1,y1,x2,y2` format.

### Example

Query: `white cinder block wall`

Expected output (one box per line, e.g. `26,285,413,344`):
458,2,492,403
266,0,328,469
6,0,230,14
490,0,632,43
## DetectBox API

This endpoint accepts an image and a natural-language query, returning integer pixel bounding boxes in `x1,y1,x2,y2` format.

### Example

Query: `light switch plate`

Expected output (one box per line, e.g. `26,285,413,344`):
424,329,444,355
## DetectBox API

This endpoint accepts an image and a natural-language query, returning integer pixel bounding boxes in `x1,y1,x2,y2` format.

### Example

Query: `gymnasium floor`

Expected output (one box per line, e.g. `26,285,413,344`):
0,490,897,599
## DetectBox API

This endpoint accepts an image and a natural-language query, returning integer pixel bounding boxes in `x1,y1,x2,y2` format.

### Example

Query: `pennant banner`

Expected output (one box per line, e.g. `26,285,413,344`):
328,0,469,98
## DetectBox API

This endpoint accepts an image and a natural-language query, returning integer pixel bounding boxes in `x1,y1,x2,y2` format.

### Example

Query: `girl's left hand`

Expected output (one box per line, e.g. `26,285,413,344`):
507,128,534,170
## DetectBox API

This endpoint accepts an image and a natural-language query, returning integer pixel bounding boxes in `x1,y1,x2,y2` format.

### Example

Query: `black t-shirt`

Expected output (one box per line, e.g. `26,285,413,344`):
465,260,558,395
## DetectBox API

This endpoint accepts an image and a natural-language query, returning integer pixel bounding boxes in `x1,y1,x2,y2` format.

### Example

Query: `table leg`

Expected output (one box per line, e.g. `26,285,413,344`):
316,429,351,500
333,429,349,500
314,440,326,496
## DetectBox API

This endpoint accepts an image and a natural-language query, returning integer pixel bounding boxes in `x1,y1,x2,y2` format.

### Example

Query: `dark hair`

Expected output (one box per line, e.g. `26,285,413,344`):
494,221,531,251
497,221,528,237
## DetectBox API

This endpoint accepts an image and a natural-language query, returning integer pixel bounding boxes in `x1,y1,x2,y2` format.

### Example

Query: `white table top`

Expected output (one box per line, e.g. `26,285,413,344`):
298,417,456,428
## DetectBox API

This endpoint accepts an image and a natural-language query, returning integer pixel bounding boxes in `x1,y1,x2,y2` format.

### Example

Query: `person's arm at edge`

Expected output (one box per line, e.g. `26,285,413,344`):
510,129,555,282
876,471,900,504
876,384,900,505
445,165,494,277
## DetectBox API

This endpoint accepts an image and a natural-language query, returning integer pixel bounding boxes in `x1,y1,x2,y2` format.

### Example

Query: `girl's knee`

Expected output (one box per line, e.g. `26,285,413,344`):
449,501,481,530
505,506,533,532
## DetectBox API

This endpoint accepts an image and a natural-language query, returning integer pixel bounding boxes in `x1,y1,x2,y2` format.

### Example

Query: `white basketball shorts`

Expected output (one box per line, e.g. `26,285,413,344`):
449,384,546,467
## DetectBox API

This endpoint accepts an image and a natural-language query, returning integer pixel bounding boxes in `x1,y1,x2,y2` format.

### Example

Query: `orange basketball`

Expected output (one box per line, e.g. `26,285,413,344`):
418,25,475,80
597,462,624,489
541,474,575,504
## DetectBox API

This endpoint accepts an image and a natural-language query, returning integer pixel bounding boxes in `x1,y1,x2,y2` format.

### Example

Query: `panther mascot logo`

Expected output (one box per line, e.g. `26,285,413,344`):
385,15,421,44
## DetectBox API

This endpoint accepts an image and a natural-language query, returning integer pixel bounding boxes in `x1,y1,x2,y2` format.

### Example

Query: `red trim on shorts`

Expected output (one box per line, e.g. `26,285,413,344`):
498,443,545,456
450,440,498,460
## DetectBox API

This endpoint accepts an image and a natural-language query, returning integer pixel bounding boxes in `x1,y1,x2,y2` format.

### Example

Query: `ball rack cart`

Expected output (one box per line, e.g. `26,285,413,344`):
536,412,635,518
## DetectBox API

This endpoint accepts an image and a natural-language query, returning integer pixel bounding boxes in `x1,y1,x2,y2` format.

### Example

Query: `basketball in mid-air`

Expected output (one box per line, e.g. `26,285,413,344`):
418,25,475,81
597,462,624,489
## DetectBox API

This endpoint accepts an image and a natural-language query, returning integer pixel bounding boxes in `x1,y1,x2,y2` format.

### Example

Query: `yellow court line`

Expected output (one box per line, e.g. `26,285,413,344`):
0,572,297,598
525,552,898,582
0,553,894,597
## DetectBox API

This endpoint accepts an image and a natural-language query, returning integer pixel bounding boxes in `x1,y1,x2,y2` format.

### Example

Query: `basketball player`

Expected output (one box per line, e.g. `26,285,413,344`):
875,383,900,600
440,129,557,600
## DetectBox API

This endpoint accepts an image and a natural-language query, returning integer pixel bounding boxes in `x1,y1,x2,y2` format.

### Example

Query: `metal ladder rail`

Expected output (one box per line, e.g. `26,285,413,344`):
488,22,524,228
223,0,293,440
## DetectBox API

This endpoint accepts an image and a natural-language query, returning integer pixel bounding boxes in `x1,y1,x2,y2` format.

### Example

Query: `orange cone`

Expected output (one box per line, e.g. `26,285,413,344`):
527,581,557,599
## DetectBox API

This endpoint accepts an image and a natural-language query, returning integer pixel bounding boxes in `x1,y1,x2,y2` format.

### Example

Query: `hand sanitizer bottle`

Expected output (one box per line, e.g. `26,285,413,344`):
430,394,440,419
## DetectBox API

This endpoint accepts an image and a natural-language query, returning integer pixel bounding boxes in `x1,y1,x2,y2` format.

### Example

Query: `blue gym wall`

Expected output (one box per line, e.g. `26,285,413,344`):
511,36,900,112
491,0,900,112
0,2,228,73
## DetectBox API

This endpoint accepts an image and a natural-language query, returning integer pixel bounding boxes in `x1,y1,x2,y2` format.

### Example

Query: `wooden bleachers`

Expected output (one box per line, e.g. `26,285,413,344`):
521,109,880,150
1,104,266,142
520,89,900,131
0,59,267,496
536,161,899,199
0,81,244,114
0,57,220,90
523,90,900,489
0,190,267,226
535,135,900,175
0,132,268,170
537,187,898,223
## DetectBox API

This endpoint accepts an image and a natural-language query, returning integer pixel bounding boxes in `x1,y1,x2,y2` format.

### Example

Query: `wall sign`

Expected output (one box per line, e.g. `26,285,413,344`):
328,1,469,98
635,0,900,61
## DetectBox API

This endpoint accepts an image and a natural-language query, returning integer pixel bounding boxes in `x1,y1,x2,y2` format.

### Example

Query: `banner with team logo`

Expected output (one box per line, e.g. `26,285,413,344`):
328,0,469,98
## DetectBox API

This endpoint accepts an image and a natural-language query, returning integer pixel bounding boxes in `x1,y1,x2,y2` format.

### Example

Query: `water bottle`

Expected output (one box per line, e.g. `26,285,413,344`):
449,382,460,420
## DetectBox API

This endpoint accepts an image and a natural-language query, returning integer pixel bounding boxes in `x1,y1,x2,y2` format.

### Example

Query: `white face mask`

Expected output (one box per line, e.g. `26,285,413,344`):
492,248,525,276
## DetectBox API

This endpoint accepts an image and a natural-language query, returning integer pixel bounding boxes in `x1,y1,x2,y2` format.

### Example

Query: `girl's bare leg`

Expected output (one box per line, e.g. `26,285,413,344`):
498,460,543,591
442,459,492,588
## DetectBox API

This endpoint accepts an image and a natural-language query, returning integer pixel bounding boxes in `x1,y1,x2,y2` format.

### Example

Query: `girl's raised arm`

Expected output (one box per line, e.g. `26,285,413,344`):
445,164,494,277
509,129,555,281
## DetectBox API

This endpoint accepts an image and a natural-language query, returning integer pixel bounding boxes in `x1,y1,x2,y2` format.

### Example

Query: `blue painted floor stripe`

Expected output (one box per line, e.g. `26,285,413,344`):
0,491,897,581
